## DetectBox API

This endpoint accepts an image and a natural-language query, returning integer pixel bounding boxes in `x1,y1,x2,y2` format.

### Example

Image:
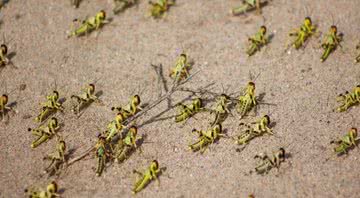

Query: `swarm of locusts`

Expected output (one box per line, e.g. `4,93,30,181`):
0,0,357,197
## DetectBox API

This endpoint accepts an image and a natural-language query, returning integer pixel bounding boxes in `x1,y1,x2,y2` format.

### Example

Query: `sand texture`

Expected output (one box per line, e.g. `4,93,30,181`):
0,0,360,197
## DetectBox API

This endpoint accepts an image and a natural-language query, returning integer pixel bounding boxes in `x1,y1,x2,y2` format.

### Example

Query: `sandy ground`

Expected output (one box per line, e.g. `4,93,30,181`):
0,0,360,197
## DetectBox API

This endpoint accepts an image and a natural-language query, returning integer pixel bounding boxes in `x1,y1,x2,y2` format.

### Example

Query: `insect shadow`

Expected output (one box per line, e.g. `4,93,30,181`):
7,51,16,60
57,188,66,194
65,147,78,161
269,121,277,128
268,33,275,43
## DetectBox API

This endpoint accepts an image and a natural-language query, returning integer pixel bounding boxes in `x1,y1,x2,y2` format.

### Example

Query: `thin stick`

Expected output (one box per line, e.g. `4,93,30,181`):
67,146,95,165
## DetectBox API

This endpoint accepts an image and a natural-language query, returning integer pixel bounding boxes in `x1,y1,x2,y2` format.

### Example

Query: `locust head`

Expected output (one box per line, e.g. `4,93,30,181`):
49,117,58,128
1,94,8,105
151,160,159,171
89,84,95,94
193,98,202,109
1,44,7,55
98,10,106,20
330,25,337,35
304,17,312,27
132,95,141,106
278,148,286,162
260,25,267,35
52,91,59,101
130,126,138,137
350,128,358,139
47,181,58,194
115,113,124,123
263,115,270,125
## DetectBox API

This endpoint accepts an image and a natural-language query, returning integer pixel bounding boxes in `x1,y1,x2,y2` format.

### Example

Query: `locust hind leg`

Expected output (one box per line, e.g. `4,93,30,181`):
31,134,51,148
321,45,333,62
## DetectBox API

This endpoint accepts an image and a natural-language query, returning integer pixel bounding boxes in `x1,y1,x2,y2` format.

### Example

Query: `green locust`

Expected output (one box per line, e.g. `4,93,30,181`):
320,25,342,62
35,91,63,123
175,98,202,123
25,181,59,198
288,17,317,49
68,10,109,37
253,148,285,175
95,135,110,176
232,0,266,16
148,0,175,18
28,117,60,148
43,138,67,175
114,126,139,163
169,53,191,82
0,43,16,70
330,128,358,155
132,160,162,194
71,84,100,115
210,94,231,126
104,113,125,142
111,95,142,120
355,43,360,63
0,94,12,121
336,85,360,112
189,124,224,153
246,26,268,56
113,0,137,14
236,115,273,146
237,82,257,118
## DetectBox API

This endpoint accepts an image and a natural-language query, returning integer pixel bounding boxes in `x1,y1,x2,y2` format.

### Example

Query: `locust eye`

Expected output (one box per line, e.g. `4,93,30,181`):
305,16,312,24
180,53,187,58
